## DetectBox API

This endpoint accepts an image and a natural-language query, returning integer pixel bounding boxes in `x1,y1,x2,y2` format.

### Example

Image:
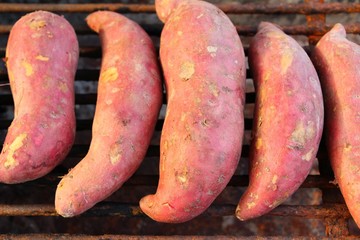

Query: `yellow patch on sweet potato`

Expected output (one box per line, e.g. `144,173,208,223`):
4,133,27,169
269,174,279,191
101,67,119,83
247,201,256,209
255,138,263,150
59,82,68,93
111,87,121,93
110,144,122,165
176,167,189,188
290,121,315,148
280,49,294,75
29,20,46,30
7,70,14,82
344,143,352,152
179,61,195,81
21,60,33,76
36,55,49,61
264,72,271,82
180,112,187,122
272,174,278,184
208,82,220,97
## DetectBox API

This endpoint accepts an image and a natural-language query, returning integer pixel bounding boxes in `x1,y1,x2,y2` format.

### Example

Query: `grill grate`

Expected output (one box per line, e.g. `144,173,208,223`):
0,0,359,238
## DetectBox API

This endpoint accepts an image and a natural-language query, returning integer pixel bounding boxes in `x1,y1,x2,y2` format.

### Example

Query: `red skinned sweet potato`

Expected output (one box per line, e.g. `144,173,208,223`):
139,0,246,223
236,22,324,221
312,23,360,227
0,11,78,184
55,11,162,217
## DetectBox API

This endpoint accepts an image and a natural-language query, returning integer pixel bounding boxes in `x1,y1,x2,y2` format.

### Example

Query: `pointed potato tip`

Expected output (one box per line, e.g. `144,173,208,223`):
235,205,248,221
330,23,346,37
86,10,117,33
139,194,155,213
258,21,282,32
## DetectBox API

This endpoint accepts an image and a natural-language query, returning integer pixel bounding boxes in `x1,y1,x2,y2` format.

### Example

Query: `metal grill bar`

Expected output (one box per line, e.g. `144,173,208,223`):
0,203,350,218
0,235,257,240
0,174,337,189
1,23,360,36
1,3,360,14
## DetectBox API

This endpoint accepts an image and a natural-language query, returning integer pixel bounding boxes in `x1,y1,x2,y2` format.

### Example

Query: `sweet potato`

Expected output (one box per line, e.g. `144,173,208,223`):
236,22,324,221
0,11,78,184
312,23,360,227
55,11,162,217
139,0,246,223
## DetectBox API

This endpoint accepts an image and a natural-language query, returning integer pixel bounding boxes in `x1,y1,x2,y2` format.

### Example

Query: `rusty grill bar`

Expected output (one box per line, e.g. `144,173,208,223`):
0,2,360,14
0,0,359,238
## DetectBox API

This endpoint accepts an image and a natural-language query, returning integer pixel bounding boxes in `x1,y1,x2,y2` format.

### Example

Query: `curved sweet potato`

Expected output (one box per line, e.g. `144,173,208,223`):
236,22,324,221
139,0,246,223
55,11,162,217
0,11,79,184
312,23,360,227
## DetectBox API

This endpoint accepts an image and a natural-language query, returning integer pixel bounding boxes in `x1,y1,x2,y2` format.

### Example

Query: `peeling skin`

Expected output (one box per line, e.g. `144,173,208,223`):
272,175,278,184
207,46,217,57
176,167,189,188
344,143,352,152
101,67,119,82
269,174,278,191
109,141,123,165
179,61,195,81
290,121,315,148
35,55,49,61
201,119,210,127
255,138,262,150
302,148,314,161
21,60,33,76
162,202,175,210
4,133,27,169
218,175,225,183
207,46,218,53
29,19,46,30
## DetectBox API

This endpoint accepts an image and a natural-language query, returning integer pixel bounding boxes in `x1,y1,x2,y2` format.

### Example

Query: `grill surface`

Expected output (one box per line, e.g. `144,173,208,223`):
0,0,359,238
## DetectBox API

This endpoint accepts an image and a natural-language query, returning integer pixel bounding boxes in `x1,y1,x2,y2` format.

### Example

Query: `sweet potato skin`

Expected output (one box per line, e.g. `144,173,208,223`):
0,11,78,184
236,22,324,221
55,11,162,217
312,23,360,227
155,0,182,22
139,0,246,223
